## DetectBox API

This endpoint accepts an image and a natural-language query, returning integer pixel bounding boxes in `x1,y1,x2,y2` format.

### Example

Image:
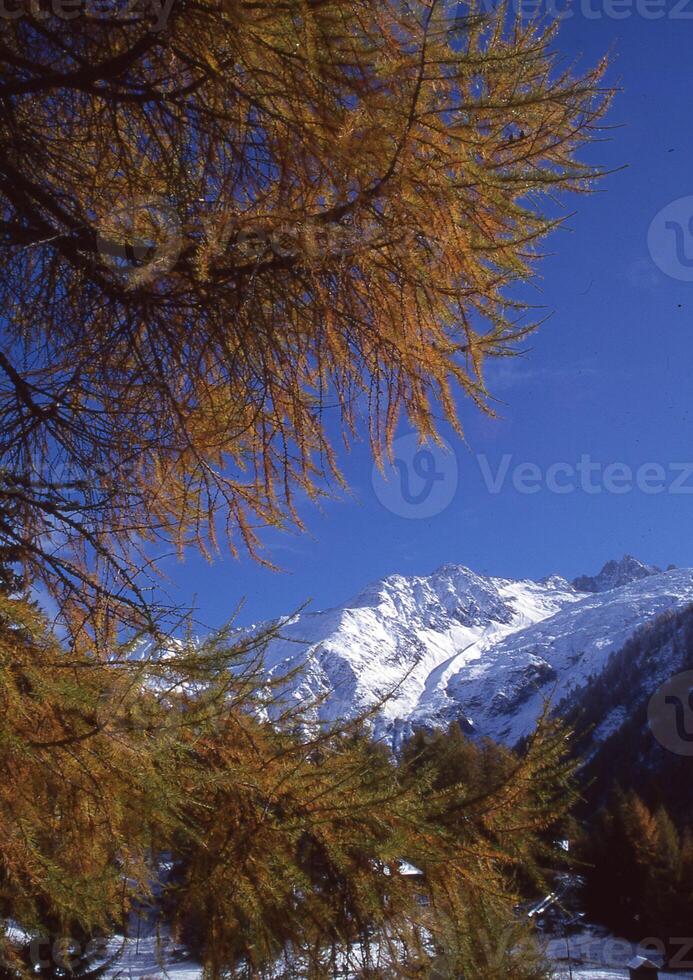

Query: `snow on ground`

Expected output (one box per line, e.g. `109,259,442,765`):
105,932,201,979
552,968,693,979
101,916,693,979
545,925,693,979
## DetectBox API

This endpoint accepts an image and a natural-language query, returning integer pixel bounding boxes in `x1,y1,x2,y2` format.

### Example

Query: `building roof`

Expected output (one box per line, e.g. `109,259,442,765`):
397,860,424,877
628,956,659,970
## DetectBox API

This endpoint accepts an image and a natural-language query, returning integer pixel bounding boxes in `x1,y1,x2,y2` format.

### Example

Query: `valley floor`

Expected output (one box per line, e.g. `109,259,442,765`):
100,921,693,979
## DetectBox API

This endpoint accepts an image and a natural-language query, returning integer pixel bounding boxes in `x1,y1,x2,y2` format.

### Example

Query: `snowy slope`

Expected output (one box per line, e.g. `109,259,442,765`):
253,558,693,746
441,566,693,744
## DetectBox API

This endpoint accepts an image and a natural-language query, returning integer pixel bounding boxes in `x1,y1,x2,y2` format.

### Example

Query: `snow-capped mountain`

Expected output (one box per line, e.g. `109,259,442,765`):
571,554,663,594
256,557,693,747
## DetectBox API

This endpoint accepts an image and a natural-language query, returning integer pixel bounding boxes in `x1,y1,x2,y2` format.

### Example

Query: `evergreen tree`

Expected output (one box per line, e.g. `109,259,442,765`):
0,4,611,972
0,2,610,633
0,588,574,979
581,791,693,951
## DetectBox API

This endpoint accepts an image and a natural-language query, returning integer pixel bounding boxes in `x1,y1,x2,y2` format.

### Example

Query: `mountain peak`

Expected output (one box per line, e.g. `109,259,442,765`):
253,558,693,749
349,562,515,629
572,555,662,594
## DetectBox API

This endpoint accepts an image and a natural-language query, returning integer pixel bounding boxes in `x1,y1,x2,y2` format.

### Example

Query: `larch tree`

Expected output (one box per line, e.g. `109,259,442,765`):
0,579,576,979
0,0,609,635
0,5,610,975
581,791,693,952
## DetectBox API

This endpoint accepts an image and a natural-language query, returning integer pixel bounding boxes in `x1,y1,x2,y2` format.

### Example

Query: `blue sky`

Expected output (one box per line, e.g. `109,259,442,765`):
161,8,693,630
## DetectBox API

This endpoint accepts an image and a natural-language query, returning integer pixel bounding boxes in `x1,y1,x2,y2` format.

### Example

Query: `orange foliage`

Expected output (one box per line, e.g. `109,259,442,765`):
0,2,610,631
